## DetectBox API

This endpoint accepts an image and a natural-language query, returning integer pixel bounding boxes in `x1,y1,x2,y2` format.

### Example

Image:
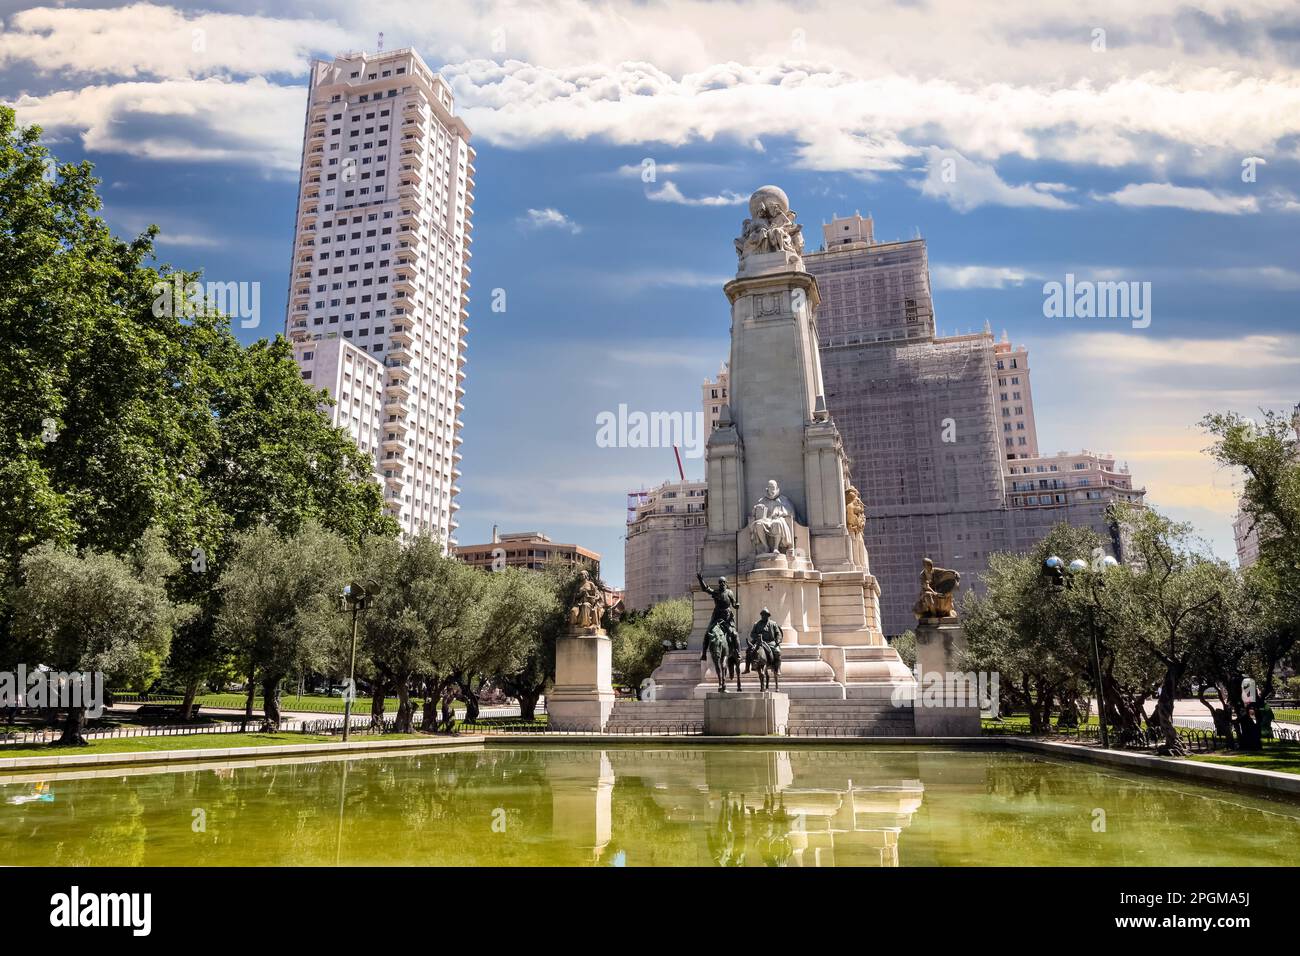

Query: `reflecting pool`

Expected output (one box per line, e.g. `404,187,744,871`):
3,744,1298,866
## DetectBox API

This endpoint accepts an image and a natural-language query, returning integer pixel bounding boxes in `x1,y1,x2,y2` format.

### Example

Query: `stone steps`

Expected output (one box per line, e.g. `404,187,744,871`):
787,699,916,735
605,700,705,732
603,698,917,735
788,702,911,715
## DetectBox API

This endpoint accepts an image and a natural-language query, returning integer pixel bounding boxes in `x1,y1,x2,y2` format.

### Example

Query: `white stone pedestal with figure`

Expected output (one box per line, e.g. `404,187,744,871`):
705,691,790,736
647,186,916,722
912,619,981,737
549,626,615,732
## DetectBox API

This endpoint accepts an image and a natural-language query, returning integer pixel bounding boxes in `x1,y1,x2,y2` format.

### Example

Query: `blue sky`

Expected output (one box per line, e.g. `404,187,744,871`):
5,0,1299,585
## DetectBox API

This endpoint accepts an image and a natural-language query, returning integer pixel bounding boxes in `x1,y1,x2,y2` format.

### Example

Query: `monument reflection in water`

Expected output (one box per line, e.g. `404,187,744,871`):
551,748,923,867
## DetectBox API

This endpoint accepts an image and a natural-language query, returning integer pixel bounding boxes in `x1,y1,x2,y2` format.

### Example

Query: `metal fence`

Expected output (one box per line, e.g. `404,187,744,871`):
786,725,914,737
980,719,1300,754
106,692,392,715
0,712,381,748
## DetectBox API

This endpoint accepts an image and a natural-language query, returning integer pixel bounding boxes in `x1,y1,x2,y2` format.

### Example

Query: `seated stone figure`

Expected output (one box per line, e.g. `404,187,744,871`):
748,479,796,555
567,569,604,629
749,502,793,555
913,557,961,619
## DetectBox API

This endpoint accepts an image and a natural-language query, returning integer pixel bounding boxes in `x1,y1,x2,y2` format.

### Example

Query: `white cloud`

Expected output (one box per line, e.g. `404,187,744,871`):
913,149,1075,212
1063,332,1300,369
1029,332,1300,560
582,267,731,294
1197,265,1300,290
932,265,1040,289
151,231,223,248
8,1,1300,180
1095,182,1259,214
518,207,582,232
0,3,351,79
11,77,307,170
644,180,745,206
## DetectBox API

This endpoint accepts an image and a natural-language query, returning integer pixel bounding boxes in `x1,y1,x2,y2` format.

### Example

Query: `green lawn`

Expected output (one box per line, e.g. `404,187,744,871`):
1273,708,1300,723
1191,741,1300,776
0,731,427,759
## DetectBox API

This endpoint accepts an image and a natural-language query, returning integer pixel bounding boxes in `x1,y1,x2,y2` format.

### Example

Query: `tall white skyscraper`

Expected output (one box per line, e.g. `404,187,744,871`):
286,48,472,544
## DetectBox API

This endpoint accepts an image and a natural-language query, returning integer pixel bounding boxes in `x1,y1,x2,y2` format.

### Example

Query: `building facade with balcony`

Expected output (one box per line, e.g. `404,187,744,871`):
285,47,472,544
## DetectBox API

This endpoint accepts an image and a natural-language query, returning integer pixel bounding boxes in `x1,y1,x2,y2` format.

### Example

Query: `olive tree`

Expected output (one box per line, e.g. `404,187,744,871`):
12,528,187,744
215,521,350,730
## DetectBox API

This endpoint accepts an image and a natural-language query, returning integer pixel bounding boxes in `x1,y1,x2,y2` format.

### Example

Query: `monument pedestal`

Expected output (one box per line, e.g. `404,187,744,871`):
705,691,790,736
651,560,915,701
549,626,615,732
642,185,917,732
912,618,981,737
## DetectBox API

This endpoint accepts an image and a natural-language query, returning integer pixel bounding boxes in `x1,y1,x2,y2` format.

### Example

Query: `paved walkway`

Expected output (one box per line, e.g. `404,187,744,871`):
1142,698,1299,733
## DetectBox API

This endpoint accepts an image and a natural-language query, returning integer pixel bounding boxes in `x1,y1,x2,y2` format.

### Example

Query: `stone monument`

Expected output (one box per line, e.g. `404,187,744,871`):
549,570,615,731
649,185,916,710
910,558,981,736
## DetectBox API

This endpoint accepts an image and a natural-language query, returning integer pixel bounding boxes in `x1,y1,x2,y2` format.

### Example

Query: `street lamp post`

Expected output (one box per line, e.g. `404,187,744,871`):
338,582,371,743
1046,554,1116,749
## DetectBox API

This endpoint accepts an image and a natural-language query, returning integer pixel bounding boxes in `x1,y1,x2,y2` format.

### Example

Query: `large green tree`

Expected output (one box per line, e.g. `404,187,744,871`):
0,107,396,719
612,597,691,698
1202,409,1300,697
215,521,351,730
358,534,485,733
440,567,556,721
961,522,1146,733
11,528,188,743
1104,505,1234,755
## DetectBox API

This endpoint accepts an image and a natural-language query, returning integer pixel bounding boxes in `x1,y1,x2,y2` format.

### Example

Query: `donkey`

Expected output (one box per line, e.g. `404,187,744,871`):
706,623,742,693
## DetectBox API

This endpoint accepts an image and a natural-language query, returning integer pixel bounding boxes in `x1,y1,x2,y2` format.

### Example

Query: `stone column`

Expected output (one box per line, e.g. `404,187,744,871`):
548,626,615,731
912,618,981,737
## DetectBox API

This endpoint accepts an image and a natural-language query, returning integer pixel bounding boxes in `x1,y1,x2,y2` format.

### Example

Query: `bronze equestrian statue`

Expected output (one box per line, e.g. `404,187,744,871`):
746,607,782,692
699,573,741,692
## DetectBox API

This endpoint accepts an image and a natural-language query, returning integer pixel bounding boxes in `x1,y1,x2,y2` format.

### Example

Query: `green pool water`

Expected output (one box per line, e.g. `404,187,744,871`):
3,744,1298,866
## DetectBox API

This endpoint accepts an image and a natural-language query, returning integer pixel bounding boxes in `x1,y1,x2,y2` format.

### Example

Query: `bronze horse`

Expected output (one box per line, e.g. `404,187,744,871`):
706,623,742,693
747,640,780,692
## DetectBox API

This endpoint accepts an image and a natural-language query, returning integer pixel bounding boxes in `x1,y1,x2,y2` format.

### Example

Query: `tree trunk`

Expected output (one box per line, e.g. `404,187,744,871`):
181,679,200,722
1198,687,1236,747
517,687,541,723
393,678,414,734
260,677,282,732
370,675,388,730
421,678,440,734
1153,666,1187,756
1097,662,1144,737
240,671,256,732
58,706,89,746
457,675,480,722
1026,676,1054,734
441,690,456,733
